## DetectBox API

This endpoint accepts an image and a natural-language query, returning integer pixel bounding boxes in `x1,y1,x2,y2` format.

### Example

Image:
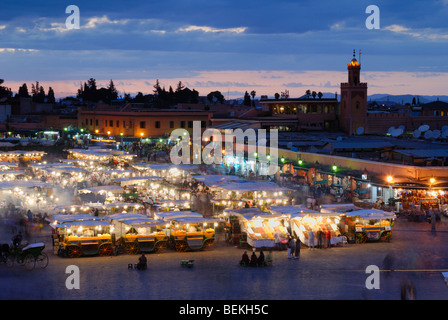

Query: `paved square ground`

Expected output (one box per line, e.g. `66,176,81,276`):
1,217,448,300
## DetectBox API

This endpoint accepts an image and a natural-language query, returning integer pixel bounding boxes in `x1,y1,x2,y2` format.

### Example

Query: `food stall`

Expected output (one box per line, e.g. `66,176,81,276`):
290,212,343,247
153,199,192,212
0,179,55,213
106,213,168,254
103,202,145,215
131,163,199,185
78,185,124,203
55,219,113,258
270,205,320,216
46,205,93,222
320,203,359,214
156,211,218,252
339,209,396,243
224,208,290,249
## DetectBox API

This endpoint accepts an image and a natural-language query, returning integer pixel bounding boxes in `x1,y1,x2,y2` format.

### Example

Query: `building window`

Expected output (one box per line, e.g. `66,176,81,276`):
181,121,185,128
116,120,119,127
140,121,146,129
188,121,193,128
170,121,174,128
155,121,160,129
85,119,88,125
96,119,98,126
110,120,113,127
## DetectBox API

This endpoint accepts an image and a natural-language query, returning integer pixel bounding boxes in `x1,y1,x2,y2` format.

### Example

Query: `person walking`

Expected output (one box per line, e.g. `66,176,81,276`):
287,237,294,259
294,236,301,259
317,230,323,249
308,230,315,250
325,229,331,248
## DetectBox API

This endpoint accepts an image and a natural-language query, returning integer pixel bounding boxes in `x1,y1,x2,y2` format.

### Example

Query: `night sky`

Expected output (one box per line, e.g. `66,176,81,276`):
0,0,447,98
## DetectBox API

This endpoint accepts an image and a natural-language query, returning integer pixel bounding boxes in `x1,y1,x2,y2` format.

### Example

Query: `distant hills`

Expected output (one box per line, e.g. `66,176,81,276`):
367,94,448,105
230,93,448,106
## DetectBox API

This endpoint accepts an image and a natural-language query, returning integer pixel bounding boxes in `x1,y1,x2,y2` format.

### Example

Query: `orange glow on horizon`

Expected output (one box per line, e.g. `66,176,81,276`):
5,70,448,100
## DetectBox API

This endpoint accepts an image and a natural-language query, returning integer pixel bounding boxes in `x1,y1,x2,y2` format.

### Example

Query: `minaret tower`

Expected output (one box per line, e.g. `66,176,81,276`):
339,50,368,135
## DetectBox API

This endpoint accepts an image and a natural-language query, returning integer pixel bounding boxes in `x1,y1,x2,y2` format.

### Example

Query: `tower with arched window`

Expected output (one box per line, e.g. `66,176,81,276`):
340,50,368,135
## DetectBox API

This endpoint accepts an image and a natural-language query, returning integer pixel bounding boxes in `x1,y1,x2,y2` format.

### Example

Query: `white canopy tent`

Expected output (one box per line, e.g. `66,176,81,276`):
78,185,123,194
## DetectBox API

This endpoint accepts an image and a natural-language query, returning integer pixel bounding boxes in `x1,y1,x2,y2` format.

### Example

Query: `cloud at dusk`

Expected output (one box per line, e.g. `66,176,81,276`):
0,0,447,98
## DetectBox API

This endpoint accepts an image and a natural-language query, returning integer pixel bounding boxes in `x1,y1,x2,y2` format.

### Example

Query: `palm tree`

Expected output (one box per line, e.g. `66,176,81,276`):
318,92,323,99
250,90,256,107
312,91,317,99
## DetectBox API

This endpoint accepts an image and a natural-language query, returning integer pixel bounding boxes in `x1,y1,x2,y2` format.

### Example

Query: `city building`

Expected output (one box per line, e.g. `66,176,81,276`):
258,94,339,132
339,51,368,136
77,104,213,138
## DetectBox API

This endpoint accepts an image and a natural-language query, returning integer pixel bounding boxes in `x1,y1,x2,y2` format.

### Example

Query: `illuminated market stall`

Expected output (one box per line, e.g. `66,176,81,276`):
132,162,199,185
78,185,124,203
66,148,136,164
106,213,168,254
197,176,293,213
290,212,344,247
153,199,192,212
0,150,46,163
269,205,319,216
155,211,218,252
339,209,397,243
103,202,145,215
319,204,396,243
224,208,290,249
46,205,93,222
54,219,113,258
0,179,55,212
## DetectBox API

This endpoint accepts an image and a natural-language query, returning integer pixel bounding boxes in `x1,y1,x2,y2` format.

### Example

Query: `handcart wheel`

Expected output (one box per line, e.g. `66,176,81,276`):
175,241,188,252
98,244,112,256
67,246,82,258
36,253,49,268
124,242,139,255
202,239,215,250
154,241,167,253
24,254,36,270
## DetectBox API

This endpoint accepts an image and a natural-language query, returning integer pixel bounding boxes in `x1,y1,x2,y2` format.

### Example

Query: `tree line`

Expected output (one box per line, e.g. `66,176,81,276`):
0,79,56,103
0,77,267,108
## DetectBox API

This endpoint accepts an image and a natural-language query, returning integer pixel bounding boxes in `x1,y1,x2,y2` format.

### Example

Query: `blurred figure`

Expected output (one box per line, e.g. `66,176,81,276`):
257,251,265,267
249,251,258,267
382,252,395,277
308,230,315,250
240,251,249,266
12,231,23,247
137,253,147,270
401,278,416,300
294,236,301,259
